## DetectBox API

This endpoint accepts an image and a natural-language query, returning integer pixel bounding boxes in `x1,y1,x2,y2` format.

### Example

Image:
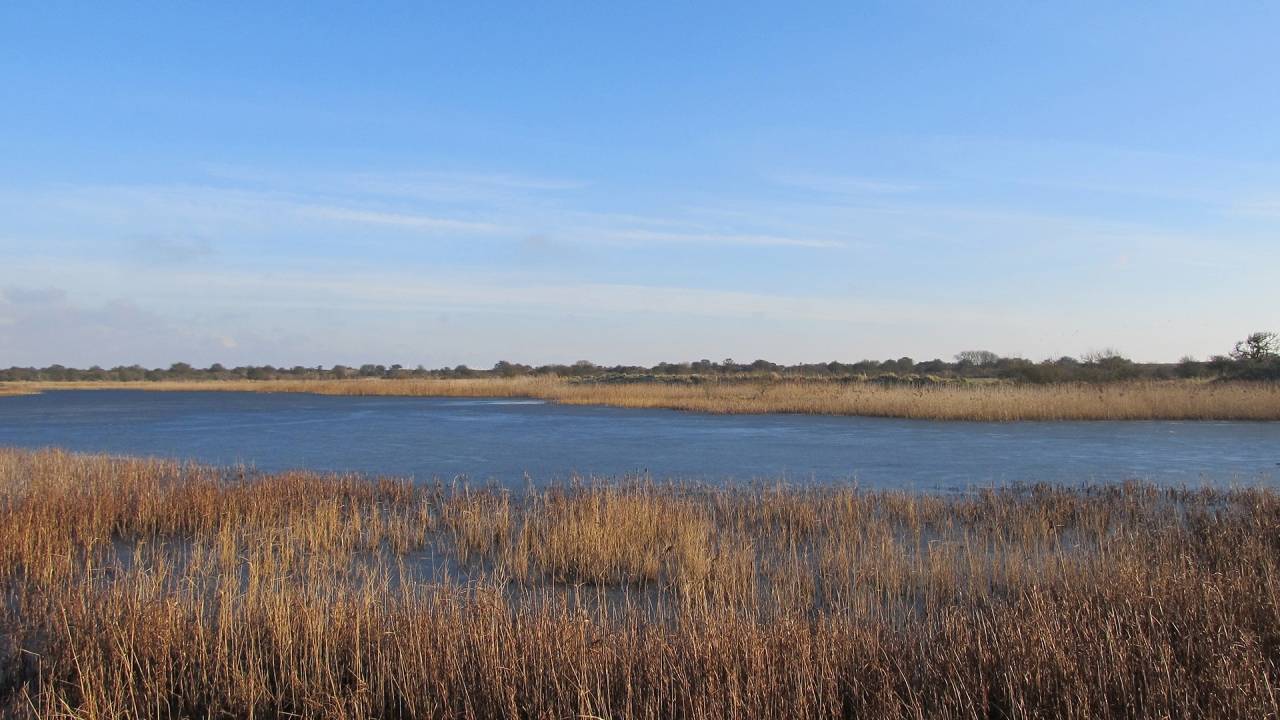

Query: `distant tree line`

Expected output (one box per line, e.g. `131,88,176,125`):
3,332,1276,384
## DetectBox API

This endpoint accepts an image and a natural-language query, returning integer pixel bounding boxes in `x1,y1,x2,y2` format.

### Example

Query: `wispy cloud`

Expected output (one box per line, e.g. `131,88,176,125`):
4,260,1021,329
0,285,249,367
296,205,508,234
0,177,856,251
201,165,587,201
5,155,1277,366
1231,197,1280,218
0,182,514,242
773,173,920,195
597,228,845,249
126,234,216,263
4,252,1269,365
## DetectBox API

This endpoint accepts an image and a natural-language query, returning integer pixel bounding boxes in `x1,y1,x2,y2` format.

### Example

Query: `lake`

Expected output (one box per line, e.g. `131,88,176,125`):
1,390,1277,490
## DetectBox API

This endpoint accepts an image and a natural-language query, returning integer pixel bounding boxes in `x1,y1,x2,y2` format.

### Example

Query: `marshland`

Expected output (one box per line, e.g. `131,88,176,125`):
7,3,1279,717
1,448,1278,719
3,352,1277,718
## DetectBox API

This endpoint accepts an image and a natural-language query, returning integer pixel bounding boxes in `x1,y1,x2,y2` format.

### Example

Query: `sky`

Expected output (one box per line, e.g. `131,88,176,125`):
1,2,1277,368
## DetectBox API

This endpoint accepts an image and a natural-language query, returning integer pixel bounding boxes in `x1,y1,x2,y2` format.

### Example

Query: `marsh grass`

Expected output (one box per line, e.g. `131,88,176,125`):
6,377,1280,420
2,448,1279,718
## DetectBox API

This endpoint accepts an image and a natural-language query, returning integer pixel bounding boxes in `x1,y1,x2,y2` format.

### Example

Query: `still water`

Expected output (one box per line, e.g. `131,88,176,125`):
1,390,1277,490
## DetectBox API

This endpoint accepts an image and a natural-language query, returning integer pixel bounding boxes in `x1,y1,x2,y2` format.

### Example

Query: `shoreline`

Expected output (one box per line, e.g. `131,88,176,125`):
2,376,1280,421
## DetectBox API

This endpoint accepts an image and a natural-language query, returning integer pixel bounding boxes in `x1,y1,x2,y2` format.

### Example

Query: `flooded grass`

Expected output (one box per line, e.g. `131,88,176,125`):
2,448,1279,718
5,377,1280,421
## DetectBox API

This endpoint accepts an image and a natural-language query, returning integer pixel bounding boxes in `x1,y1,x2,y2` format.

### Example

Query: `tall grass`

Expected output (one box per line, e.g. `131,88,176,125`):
5,377,1280,420
2,448,1278,718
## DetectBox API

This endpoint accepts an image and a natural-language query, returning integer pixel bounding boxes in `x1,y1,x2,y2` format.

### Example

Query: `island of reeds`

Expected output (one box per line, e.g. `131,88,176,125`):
2,448,1278,718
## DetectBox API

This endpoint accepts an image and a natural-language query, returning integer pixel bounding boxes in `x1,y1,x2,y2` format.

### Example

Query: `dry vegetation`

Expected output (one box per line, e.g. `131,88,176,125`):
5,377,1280,420
2,448,1279,718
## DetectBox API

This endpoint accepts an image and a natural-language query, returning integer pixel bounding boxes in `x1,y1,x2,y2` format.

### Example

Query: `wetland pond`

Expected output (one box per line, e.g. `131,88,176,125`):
1,389,1277,491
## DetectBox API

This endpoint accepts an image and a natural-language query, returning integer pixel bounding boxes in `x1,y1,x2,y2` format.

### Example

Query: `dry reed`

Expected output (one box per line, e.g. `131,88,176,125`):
5,377,1280,421
2,447,1278,718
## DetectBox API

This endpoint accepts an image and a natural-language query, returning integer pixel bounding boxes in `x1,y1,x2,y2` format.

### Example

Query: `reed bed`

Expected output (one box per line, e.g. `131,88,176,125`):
2,448,1278,718
6,377,1280,420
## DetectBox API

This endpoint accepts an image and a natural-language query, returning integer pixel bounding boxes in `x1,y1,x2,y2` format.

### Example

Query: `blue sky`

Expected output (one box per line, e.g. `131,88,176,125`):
1,2,1277,367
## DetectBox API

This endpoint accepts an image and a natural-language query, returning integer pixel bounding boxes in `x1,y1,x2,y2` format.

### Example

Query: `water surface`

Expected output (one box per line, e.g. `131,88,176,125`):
1,390,1277,490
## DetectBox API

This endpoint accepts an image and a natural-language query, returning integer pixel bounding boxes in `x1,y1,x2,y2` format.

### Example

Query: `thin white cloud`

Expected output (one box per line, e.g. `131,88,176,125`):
9,260,1019,329
0,179,858,249
774,173,920,195
597,228,845,249
296,205,508,234
0,182,517,247
1231,197,1280,218
0,286,236,367
126,234,216,263
3,256,1271,365
201,165,587,201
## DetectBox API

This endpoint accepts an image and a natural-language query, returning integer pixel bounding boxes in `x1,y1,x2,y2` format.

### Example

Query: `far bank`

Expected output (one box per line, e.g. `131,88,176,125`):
3,377,1279,422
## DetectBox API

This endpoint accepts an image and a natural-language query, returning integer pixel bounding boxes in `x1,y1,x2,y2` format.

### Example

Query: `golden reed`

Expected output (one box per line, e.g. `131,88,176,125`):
2,448,1278,718
4,377,1280,420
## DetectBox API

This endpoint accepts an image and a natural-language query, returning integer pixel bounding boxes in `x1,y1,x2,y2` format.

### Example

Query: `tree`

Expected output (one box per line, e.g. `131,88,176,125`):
492,361,528,378
1079,349,1138,381
955,350,999,366
1226,331,1280,380
1207,355,1235,377
1230,332,1278,363
1175,356,1207,379
1080,349,1126,365
567,360,597,377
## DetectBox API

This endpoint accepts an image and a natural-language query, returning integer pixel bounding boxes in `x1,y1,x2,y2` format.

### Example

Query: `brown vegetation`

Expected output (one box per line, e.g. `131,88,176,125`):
2,448,1279,718
5,376,1280,420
